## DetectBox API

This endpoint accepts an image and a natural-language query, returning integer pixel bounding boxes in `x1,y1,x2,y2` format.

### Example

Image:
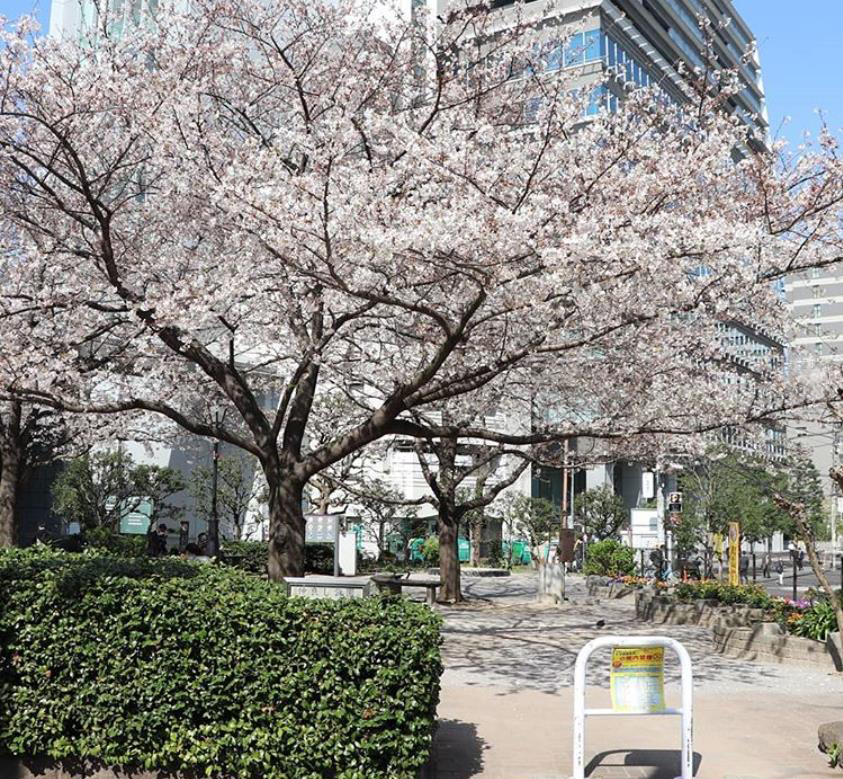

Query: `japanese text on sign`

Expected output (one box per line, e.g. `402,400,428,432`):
610,647,665,714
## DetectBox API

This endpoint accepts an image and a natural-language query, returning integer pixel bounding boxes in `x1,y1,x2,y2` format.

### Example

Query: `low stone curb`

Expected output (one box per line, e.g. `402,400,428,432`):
0,759,187,779
425,567,510,577
0,756,436,779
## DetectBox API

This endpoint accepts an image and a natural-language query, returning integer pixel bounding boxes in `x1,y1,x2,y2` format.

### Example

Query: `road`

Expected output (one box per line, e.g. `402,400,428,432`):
737,560,843,597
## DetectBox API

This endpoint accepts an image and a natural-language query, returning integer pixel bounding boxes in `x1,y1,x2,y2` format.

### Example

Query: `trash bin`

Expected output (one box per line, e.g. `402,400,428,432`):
458,537,470,563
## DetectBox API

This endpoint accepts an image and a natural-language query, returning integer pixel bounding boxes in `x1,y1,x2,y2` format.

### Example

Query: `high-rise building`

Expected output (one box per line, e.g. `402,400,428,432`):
49,0,159,40
784,265,842,546
426,0,767,139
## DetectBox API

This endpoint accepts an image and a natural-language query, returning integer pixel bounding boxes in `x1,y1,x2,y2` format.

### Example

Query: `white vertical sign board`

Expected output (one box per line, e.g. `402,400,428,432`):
338,532,357,576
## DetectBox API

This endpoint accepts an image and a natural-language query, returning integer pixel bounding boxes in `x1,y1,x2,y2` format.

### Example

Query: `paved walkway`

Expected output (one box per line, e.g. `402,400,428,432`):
430,575,843,779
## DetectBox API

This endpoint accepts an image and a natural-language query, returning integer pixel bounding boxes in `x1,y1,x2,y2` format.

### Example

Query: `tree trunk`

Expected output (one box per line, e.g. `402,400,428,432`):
0,443,21,548
469,520,481,567
438,514,462,603
265,464,306,581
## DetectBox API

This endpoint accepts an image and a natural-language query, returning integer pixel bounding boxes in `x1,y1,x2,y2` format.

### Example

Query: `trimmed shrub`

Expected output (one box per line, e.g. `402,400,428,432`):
83,527,148,557
583,539,636,577
221,540,335,575
0,547,442,779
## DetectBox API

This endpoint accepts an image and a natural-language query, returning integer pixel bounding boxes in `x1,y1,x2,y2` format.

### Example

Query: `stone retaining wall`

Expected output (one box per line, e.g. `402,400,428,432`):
635,591,843,671
425,567,510,577
635,591,767,627
713,621,843,671
585,576,636,600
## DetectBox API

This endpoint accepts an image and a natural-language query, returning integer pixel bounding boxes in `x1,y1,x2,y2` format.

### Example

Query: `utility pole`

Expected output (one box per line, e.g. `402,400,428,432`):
559,439,570,601
208,410,221,558
832,431,839,568
560,439,570,534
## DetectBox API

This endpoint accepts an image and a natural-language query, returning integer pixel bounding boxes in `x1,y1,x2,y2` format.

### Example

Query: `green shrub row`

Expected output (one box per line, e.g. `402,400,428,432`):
674,580,773,608
0,547,442,779
221,539,335,575
83,527,148,557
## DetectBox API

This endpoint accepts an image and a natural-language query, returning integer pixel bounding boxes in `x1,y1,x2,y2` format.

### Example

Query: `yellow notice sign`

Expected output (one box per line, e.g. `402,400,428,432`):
610,647,666,714
728,522,740,587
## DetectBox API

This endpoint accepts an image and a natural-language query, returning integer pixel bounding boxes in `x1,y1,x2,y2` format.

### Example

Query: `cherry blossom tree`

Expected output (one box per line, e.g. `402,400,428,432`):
1,0,842,580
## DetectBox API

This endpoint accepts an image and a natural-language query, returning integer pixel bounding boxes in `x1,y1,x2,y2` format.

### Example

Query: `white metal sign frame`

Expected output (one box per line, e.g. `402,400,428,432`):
571,635,693,779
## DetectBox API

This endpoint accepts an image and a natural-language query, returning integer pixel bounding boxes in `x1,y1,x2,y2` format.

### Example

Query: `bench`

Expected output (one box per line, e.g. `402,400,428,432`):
370,574,442,606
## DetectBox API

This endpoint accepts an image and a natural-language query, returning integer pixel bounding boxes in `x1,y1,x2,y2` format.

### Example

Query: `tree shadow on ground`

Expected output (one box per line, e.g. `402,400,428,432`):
0,755,202,778
585,748,702,778
430,719,487,779
439,591,810,693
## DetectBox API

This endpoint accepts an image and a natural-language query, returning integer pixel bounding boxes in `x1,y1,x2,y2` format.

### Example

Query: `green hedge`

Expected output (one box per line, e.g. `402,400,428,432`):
221,540,335,575
583,540,636,577
83,527,148,557
0,547,442,778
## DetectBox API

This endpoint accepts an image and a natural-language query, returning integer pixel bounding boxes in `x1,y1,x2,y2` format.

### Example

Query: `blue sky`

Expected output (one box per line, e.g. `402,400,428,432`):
1,0,841,152
737,1,843,151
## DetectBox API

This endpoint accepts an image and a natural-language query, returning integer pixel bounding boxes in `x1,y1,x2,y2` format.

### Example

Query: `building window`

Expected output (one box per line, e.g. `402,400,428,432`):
565,33,585,66
813,303,822,319
584,30,602,62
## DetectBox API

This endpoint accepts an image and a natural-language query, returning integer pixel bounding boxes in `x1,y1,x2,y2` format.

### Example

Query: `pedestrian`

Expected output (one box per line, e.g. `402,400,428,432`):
147,522,169,557
798,549,805,571
197,531,209,556
650,545,664,581
739,553,749,584
762,554,770,579
775,558,784,586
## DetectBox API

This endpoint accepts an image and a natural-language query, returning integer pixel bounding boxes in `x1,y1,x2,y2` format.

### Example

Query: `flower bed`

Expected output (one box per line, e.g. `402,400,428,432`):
673,580,840,640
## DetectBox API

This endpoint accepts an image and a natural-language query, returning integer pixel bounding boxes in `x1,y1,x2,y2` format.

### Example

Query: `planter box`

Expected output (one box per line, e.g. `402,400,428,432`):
585,576,635,601
713,621,843,671
635,591,766,628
